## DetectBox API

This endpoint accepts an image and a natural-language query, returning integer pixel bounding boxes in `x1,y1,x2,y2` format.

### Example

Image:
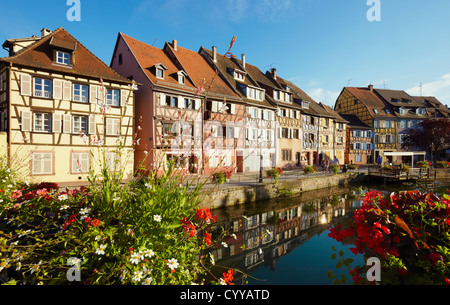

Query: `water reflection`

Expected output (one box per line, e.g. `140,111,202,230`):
206,186,366,284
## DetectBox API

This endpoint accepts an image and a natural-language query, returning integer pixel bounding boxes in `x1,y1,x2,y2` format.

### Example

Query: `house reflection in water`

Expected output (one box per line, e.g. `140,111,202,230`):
206,188,364,283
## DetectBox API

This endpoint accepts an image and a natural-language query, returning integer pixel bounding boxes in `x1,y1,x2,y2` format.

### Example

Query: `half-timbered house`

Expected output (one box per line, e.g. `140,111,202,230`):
0,28,135,184
335,85,396,163
200,48,277,172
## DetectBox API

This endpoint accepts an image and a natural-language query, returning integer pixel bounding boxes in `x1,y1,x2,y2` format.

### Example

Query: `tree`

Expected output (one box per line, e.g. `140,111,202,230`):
402,119,450,163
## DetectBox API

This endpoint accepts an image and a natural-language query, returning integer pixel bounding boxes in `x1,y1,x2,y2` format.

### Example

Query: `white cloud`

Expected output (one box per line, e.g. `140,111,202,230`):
307,87,340,107
406,73,450,103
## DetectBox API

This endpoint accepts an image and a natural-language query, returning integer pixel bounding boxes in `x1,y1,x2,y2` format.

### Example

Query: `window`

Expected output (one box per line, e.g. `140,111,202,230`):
105,152,120,171
34,78,52,98
337,137,343,144
34,113,52,132
72,152,89,173
118,53,123,65
156,68,164,79
167,154,185,168
385,135,391,143
282,150,292,161
293,129,300,139
246,86,264,101
355,155,362,162
73,84,89,102
301,101,309,109
32,152,53,175
106,89,120,106
105,118,120,136
234,70,245,81
73,115,88,134
56,51,70,65
373,109,378,114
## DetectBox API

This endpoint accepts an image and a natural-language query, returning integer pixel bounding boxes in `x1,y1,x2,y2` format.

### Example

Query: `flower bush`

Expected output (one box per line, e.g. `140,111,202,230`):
328,189,450,285
417,161,431,168
347,164,358,170
400,164,410,172
211,169,233,184
0,154,234,285
266,167,284,183
331,164,340,175
436,161,449,168
382,164,393,171
303,165,317,175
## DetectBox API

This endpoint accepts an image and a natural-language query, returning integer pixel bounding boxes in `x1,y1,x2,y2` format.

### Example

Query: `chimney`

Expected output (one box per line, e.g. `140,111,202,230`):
271,68,277,80
368,84,374,92
41,28,52,37
172,40,178,51
241,53,246,68
212,46,217,63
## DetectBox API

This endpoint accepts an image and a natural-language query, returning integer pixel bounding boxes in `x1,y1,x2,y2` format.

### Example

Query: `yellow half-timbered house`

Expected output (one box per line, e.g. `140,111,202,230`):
0,28,135,184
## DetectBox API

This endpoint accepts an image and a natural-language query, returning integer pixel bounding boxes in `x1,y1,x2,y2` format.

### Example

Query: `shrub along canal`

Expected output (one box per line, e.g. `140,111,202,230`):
206,181,450,285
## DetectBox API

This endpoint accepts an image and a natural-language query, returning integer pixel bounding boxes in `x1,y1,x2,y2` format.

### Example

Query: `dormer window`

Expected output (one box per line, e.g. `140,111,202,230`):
301,101,309,109
177,71,187,85
154,63,167,80
399,107,406,115
233,69,245,81
56,51,70,65
373,109,379,114
385,109,390,114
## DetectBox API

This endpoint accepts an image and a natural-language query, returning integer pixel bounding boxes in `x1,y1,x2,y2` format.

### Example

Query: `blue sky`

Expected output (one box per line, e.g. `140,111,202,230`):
1,0,450,107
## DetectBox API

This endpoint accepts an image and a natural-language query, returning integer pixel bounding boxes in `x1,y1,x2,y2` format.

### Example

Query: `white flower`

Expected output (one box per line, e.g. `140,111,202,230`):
219,278,227,285
231,233,237,239
130,252,142,264
142,277,153,285
221,242,228,248
132,271,143,282
166,258,179,271
120,270,128,282
58,194,68,201
0,259,10,271
7,184,12,189
30,261,42,274
153,215,162,222
142,249,155,258
142,266,152,277
144,183,152,189
95,244,107,255
60,204,69,210
209,253,215,265
79,207,89,215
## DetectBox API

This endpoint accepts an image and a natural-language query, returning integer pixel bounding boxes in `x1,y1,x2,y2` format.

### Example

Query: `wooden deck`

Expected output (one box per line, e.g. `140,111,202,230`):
367,167,433,182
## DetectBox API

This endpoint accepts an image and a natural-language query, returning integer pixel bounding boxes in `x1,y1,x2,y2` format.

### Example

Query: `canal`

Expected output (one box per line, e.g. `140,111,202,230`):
206,181,450,285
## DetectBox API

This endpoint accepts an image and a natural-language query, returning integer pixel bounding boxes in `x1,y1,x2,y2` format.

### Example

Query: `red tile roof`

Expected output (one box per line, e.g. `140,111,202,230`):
1,27,131,84
345,86,395,118
120,33,197,92
165,42,240,100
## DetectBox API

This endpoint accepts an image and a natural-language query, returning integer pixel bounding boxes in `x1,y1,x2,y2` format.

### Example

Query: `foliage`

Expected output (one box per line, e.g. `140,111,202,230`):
400,164,410,172
303,166,317,175
402,119,450,162
382,164,393,171
0,152,236,285
330,164,340,175
266,167,284,183
417,161,430,168
328,189,450,285
347,164,358,170
211,169,233,185
436,161,450,168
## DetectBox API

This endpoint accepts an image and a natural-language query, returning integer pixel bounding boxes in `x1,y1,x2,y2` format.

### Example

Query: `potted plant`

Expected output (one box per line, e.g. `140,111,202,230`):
266,167,284,183
400,163,410,172
417,161,430,168
303,165,317,175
